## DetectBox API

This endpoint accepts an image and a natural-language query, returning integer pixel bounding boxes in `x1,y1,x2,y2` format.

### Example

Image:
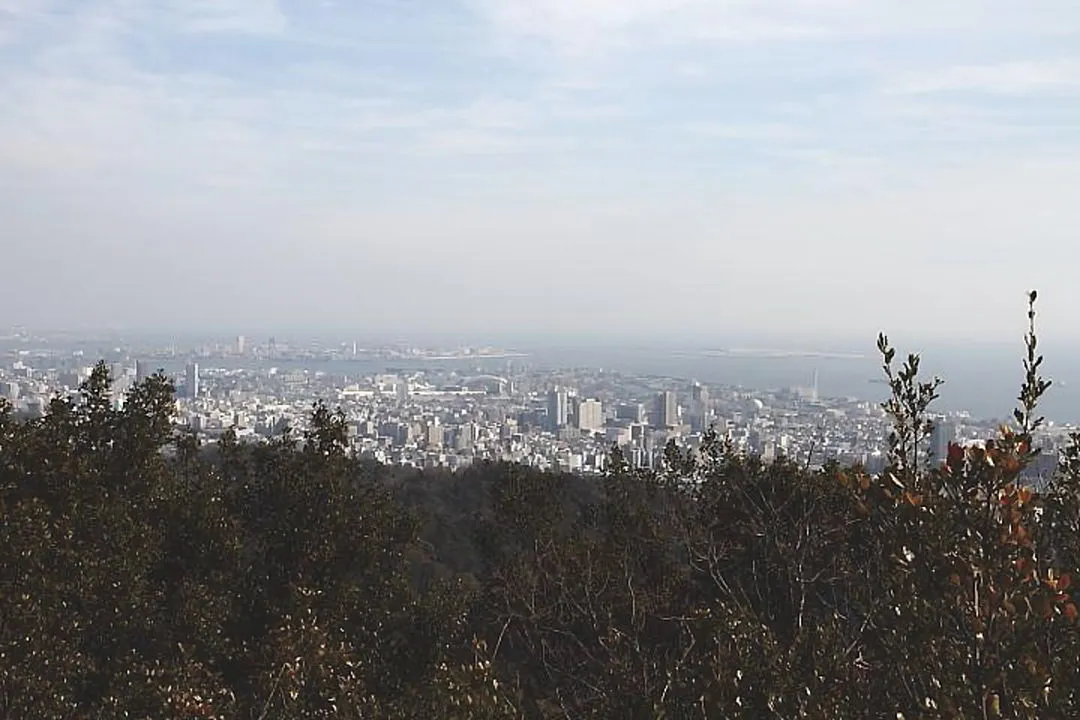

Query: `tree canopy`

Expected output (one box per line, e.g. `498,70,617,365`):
3,293,1080,718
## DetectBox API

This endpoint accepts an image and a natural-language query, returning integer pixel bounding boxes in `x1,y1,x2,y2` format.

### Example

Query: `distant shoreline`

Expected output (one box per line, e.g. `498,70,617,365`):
412,353,530,361
681,349,869,361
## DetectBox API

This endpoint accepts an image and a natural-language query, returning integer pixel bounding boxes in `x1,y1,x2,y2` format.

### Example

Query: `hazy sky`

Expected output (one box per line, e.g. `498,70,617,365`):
2,1,1079,345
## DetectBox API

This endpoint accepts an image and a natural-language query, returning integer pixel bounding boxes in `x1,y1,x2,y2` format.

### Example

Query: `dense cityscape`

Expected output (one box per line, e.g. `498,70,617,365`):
0,331,1068,480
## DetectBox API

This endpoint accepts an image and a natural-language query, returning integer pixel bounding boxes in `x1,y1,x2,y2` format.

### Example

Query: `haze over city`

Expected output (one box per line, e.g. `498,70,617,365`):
3,0,1079,344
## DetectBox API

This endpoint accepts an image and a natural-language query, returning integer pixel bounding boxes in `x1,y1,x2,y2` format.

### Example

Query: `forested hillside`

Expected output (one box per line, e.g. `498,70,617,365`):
3,295,1080,718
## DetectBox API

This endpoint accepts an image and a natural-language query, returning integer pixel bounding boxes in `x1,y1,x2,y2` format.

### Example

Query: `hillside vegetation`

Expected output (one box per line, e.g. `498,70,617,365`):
3,294,1080,719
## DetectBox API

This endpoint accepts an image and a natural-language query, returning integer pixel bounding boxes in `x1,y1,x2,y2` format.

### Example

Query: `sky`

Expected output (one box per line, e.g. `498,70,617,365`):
2,0,1079,346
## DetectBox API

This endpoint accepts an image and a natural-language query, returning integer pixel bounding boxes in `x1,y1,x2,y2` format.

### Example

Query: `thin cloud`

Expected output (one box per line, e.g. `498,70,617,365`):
164,0,288,35
889,60,1080,95
685,122,803,141
465,0,828,57
0,0,51,16
467,0,1080,58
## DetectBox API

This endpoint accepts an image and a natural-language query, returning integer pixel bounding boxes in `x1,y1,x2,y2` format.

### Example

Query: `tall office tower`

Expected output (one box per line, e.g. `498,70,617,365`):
396,377,411,405
929,419,957,465
690,381,709,406
185,362,200,400
654,390,677,428
688,381,711,430
425,422,444,449
547,388,569,430
578,399,604,432
135,359,151,383
617,402,646,423
236,335,246,355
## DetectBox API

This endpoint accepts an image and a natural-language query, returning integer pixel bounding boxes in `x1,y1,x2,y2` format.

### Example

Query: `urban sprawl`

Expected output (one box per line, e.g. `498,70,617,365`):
0,334,1068,481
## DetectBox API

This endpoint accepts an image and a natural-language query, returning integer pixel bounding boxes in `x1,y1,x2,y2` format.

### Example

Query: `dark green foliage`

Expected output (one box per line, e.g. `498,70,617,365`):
0,367,501,719
3,294,1080,718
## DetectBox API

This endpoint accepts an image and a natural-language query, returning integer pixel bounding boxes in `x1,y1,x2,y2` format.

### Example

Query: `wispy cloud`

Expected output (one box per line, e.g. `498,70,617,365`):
0,0,51,16
164,0,288,35
468,0,1080,58
685,122,803,141
2,2,1080,203
465,0,830,58
889,60,1080,95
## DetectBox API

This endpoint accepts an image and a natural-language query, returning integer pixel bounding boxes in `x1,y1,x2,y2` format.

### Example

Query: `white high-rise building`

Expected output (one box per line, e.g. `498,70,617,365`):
578,399,603,432
548,389,569,430
185,362,200,400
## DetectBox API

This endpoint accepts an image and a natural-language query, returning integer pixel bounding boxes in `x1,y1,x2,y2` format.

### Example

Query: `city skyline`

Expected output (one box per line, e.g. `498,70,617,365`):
3,1,1080,342
3,331,1068,480
7,323,1080,425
